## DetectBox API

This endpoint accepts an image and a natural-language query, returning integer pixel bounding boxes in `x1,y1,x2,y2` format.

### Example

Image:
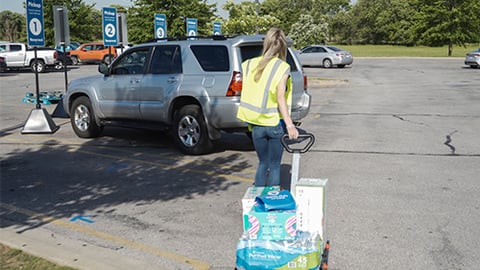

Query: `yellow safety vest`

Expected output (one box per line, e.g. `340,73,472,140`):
237,56,292,126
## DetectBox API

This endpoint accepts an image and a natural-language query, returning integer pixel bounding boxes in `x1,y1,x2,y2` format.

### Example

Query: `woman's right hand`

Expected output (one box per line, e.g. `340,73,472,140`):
287,125,299,139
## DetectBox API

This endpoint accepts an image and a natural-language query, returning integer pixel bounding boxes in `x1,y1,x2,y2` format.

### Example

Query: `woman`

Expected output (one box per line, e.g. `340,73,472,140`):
237,27,299,187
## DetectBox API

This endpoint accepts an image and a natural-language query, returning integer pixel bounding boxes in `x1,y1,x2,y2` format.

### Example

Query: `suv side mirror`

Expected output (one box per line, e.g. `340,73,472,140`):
98,63,109,75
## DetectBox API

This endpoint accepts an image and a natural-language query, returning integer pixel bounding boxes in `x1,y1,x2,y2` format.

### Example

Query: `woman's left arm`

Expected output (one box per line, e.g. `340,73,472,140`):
277,73,299,139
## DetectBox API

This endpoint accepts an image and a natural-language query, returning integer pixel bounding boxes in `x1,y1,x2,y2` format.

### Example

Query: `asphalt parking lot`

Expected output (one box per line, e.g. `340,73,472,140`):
1,58,479,270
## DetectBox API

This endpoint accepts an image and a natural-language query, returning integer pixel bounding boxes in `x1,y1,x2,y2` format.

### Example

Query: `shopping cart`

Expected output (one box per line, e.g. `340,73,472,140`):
281,133,330,270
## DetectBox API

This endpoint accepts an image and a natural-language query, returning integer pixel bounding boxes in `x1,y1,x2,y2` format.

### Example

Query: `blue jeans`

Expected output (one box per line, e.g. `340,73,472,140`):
251,123,285,186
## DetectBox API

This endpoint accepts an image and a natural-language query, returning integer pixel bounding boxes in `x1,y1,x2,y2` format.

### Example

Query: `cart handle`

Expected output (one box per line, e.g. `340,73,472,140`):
281,133,315,154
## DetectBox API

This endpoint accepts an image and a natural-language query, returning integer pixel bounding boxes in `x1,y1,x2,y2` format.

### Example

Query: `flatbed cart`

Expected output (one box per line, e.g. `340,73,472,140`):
281,133,330,270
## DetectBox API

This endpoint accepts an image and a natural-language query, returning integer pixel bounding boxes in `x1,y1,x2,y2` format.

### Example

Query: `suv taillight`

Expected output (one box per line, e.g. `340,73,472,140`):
302,68,308,91
227,71,242,96
54,51,58,59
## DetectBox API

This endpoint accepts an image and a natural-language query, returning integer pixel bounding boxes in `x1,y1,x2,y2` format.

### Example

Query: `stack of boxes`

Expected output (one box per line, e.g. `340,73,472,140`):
236,178,328,270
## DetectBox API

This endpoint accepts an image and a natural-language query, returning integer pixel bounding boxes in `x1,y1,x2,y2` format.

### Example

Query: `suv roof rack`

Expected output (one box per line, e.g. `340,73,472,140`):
143,34,239,44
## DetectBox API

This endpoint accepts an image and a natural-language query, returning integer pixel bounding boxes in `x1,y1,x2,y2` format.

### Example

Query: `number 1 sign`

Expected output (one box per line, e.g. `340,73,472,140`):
26,0,45,47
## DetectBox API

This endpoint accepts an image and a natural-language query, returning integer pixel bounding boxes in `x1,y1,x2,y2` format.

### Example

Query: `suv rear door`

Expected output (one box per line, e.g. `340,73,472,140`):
139,45,182,122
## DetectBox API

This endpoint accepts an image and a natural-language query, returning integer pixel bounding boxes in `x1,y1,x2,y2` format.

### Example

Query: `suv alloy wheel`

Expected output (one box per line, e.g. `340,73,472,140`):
70,96,103,138
172,105,213,155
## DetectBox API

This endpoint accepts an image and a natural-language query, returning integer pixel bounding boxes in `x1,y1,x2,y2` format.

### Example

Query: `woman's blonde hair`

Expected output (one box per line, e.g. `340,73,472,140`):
254,27,287,82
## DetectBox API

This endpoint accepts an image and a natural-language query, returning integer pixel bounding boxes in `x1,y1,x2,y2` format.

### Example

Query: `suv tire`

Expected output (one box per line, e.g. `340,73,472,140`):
172,105,212,155
70,96,103,138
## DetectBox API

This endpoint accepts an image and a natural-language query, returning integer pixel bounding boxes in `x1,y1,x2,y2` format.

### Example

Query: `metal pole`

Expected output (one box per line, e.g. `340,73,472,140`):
63,43,68,91
34,47,41,109
255,0,259,34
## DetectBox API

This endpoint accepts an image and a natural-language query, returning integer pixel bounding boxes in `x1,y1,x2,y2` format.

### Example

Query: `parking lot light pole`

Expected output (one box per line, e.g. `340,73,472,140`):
255,0,259,34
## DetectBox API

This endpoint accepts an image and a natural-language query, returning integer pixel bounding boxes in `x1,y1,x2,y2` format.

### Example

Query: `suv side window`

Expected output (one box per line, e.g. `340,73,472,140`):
150,45,182,74
191,45,229,71
111,48,150,75
240,45,298,72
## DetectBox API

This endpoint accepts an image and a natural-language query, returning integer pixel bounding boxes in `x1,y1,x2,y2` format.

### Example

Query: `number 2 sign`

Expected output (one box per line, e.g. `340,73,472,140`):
102,7,118,46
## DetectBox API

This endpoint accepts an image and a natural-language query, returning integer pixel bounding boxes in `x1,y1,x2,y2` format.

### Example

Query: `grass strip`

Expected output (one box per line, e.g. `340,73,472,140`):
0,243,77,270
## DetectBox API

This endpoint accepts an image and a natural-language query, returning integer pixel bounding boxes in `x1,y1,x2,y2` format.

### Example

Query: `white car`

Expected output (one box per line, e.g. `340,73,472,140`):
115,44,133,56
297,45,353,68
464,48,480,68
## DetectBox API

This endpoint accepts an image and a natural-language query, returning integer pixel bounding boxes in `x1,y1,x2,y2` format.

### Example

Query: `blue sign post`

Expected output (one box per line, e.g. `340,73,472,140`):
22,0,59,134
186,18,197,39
154,14,167,40
102,7,118,46
26,0,45,47
213,22,222,35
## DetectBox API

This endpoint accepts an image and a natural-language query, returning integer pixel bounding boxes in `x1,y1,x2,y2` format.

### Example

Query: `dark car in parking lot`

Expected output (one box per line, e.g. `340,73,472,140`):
54,50,73,70
0,56,6,72
0,47,6,72
464,48,480,68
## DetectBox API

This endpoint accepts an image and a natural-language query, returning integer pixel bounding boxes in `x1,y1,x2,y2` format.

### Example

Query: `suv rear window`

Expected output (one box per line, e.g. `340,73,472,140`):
191,45,229,71
239,45,298,72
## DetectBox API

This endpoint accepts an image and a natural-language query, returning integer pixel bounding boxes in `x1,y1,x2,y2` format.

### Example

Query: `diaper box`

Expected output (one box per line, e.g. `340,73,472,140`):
295,178,328,241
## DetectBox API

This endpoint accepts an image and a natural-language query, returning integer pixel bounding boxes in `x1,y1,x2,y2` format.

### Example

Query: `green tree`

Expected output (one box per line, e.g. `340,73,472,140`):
311,0,351,43
0,11,26,42
261,0,301,34
329,9,354,44
222,0,280,35
349,0,389,44
128,0,216,44
411,0,480,55
374,0,416,45
288,14,328,48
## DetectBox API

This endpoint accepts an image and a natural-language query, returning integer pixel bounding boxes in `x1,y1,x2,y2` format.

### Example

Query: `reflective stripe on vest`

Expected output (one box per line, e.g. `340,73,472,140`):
240,59,283,115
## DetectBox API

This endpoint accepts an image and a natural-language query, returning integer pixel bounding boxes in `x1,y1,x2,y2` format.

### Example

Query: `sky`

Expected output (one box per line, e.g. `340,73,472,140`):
0,0,232,18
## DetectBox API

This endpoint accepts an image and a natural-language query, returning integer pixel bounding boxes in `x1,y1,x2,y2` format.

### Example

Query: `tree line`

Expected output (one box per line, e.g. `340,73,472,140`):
1,0,479,56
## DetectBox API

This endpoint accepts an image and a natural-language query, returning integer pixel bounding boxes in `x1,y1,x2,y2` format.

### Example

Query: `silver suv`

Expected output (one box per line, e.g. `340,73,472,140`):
63,35,311,154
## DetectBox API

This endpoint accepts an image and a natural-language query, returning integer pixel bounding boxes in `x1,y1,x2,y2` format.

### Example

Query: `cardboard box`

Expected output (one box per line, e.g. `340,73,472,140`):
295,178,328,241
243,209,297,240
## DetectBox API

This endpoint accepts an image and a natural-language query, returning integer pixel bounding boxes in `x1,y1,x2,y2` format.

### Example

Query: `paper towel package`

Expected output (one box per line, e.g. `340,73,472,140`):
295,178,328,241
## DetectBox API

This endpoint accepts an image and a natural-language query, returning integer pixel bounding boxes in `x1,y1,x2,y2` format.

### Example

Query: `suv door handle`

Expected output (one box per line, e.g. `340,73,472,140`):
130,78,141,84
167,77,178,84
